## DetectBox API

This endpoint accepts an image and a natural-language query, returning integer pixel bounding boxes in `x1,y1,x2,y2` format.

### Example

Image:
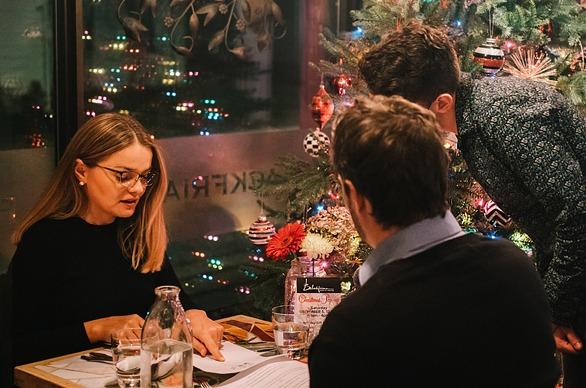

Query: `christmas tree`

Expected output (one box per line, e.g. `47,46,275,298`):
260,0,586,262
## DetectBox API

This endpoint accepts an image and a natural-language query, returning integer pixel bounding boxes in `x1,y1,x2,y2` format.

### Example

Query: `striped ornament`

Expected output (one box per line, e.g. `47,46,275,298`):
473,38,505,76
483,200,512,228
248,216,276,245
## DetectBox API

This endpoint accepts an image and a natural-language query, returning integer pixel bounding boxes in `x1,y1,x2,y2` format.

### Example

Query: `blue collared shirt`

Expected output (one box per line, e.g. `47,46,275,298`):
358,210,466,286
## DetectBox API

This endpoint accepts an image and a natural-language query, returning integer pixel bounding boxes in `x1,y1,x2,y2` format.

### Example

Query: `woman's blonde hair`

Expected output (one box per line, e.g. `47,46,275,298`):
12,113,168,273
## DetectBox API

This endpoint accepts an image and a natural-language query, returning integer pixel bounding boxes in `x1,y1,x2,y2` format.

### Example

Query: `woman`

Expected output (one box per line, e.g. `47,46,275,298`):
9,113,224,365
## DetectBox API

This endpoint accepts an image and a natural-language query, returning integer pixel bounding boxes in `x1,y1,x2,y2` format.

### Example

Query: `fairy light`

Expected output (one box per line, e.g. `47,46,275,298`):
237,286,251,295
249,255,265,262
207,258,223,270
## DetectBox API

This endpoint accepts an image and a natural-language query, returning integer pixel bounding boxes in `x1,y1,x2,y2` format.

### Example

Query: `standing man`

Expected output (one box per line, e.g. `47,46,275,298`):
359,22,586,386
308,95,559,387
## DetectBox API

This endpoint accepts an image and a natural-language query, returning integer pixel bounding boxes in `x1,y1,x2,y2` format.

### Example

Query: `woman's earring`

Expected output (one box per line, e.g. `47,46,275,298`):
79,181,85,186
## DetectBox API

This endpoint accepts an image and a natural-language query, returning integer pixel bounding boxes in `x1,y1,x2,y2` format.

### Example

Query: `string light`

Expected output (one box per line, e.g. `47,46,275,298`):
237,286,251,295
207,258,223,270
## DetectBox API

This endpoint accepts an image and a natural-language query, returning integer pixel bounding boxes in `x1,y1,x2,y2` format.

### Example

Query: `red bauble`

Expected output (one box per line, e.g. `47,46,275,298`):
332,74,352,96
311,84,334,129
539,21,553,38
473,38,505,76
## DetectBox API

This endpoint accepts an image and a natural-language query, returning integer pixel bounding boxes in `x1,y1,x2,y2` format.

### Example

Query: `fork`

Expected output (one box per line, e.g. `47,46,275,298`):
194,377,213,388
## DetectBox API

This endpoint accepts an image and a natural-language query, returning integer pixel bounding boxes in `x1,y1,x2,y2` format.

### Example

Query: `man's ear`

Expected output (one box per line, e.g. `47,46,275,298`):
74,159,87,183
342,179,369,213
429,93,454,114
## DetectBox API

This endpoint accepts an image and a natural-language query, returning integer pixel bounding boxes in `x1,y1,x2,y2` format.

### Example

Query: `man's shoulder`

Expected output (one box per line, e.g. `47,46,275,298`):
373,233,535,280
327,234,536,319
427,233,533,268
470,74,563,106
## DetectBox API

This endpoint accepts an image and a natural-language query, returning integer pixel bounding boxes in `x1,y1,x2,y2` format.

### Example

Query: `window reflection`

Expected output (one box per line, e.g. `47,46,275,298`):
82,0,299,138
0,1,55,271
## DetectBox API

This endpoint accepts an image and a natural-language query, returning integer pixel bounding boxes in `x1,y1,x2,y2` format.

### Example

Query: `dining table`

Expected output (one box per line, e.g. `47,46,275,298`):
13,314,276,388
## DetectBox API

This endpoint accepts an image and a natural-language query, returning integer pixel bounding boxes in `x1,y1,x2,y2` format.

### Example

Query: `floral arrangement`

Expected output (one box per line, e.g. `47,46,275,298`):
265,206,371,277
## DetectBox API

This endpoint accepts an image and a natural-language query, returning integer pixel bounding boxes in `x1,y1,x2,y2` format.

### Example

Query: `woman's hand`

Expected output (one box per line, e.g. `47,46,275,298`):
83,314,144,343
186,309,225,361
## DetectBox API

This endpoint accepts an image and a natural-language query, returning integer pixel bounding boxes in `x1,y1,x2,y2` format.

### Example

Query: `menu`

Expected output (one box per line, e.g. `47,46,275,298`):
295,277,343,339
217,357,309,388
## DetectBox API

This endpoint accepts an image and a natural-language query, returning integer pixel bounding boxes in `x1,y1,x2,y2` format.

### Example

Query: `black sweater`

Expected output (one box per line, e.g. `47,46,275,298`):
9,217,194,365
309,234,559,388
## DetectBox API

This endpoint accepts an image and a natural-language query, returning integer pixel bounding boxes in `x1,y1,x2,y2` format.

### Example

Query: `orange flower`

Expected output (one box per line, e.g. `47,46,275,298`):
266,222,306,261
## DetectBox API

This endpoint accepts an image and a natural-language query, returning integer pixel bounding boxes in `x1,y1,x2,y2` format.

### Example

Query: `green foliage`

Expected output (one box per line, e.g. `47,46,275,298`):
557,71,586,111
258,0,585,270
318,0,586,107
257,153,337,220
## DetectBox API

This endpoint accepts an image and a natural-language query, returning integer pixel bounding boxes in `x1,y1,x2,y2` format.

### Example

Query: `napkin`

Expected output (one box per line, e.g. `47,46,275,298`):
116,355,141,371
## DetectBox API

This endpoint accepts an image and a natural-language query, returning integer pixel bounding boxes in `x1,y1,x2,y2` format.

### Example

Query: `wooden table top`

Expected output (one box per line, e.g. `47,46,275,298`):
14,315,269,388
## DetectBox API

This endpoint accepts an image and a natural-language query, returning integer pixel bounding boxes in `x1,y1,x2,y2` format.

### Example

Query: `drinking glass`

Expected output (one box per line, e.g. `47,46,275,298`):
112,327,142,387
271,305,309,360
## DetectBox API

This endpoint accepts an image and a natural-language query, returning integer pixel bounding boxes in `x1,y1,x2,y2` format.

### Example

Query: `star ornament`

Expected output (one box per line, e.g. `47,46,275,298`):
504,47,557,85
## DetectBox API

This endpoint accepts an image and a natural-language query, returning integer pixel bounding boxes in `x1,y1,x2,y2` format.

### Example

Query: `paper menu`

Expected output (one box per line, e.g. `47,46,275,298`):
217,357,309,388
193,340,279,374
34,352,116,388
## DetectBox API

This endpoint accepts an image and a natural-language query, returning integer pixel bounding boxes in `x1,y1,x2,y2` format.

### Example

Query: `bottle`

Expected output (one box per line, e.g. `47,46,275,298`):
284,254,326,307
140,285,193,388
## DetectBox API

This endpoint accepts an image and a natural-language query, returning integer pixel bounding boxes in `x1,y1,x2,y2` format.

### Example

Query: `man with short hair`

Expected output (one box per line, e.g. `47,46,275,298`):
308,95,559,387
359,22,586,386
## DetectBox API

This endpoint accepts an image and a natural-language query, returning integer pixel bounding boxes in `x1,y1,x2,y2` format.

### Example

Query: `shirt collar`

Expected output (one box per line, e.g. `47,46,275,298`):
358,210,465,286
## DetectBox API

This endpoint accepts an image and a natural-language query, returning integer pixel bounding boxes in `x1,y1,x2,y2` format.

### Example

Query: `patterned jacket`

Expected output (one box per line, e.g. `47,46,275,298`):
455,73,586,337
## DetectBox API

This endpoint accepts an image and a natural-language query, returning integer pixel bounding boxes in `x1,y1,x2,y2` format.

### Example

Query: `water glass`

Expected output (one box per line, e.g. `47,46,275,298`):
112,327,142,387
271,305,309,360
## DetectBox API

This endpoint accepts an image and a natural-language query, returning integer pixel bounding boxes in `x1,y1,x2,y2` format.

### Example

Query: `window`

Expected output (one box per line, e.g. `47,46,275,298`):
0,1,55,271
82,0,299,137
79,0,350,318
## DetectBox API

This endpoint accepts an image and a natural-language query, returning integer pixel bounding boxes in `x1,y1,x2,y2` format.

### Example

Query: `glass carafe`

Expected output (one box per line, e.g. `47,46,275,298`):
284,255,326,307
140,286,193,387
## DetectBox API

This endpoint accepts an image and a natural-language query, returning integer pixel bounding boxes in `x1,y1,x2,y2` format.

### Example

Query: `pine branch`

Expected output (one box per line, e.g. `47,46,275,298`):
557,71,586,109
257,154,336,219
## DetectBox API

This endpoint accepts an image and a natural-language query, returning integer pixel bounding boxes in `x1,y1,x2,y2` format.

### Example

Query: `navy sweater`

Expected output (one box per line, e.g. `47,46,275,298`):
309,234,559,387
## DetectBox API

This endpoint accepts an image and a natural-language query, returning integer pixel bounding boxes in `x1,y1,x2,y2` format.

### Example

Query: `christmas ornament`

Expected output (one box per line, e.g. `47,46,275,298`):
303,129,330,158
539,21,553,38
248,215,276,245
311,84,334,129
473,38,505,76
331,73,352,96
30,132,46,148
569,48,586,75
504,47,557,85
482,200,511,228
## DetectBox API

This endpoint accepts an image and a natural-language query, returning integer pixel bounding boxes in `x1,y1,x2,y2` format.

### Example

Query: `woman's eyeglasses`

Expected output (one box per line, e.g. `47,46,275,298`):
95,164,157,188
